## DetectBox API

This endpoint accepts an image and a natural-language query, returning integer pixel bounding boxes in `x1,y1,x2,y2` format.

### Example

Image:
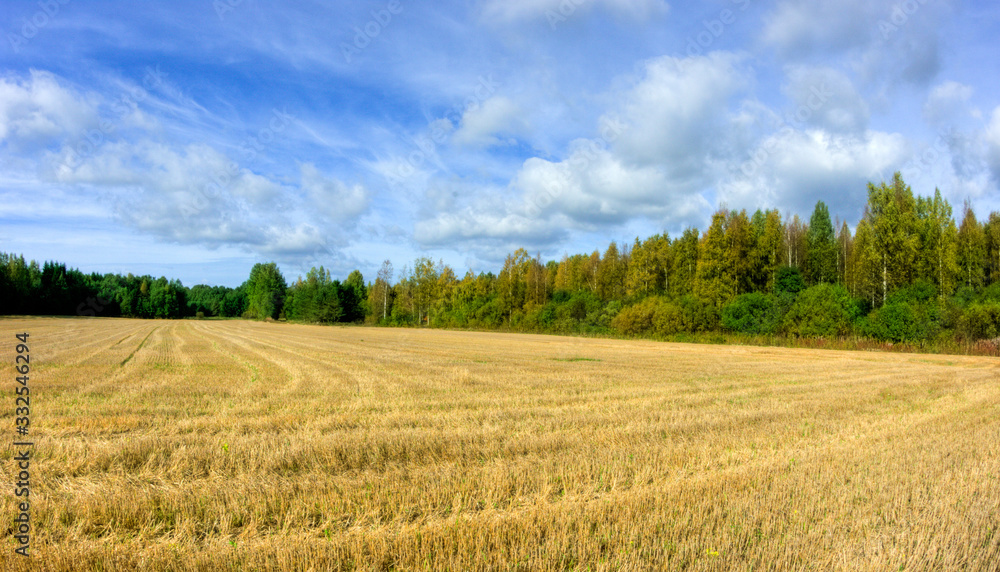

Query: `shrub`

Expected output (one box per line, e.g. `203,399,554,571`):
611,298,657,335
774,266,805,295
554,290,601,322
721,293,776,334
474,298,504,327
782,284,858,337
952,286,976,309
676,295,719,332
651,301,686,335
612,297,687,336
597,300,624,329
958,302,1000,340
978,282,1000,304
551,290,571,303
865,302,918,342
888,279,937,305
537,302,557,326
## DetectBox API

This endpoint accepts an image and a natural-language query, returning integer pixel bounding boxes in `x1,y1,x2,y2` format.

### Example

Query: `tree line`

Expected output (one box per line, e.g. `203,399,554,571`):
0,258,369,323
5,173,1000,344
363,173,1000,343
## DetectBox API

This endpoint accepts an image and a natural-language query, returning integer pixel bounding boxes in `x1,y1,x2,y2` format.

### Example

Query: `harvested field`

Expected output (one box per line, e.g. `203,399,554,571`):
1,316,999,570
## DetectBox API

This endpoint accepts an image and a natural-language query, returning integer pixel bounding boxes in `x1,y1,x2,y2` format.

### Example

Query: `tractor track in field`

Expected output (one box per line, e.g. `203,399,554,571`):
120,327,156,367
193,321,363,395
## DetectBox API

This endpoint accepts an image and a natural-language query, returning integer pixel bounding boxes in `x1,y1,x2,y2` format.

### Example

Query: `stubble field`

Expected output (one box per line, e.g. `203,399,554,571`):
1,316,999,571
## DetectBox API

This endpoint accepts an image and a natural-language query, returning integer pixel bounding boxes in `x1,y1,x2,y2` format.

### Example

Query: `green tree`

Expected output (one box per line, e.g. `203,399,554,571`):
525,254,547,308
836,220,852,286
805,201,837,284
371,259,394,322
785,214,808,269
670,228,699,297
726,209,755,295
497,249,530,322
597,241,625,301
341,269,368,322
957,203,986,289
866,173,918,304
246,262,287,320
411,257,439,325
750,210,785,292
915,189,959,297
696,210,734,307
221,286,248,317
985,211,1000,285
849,218,880,306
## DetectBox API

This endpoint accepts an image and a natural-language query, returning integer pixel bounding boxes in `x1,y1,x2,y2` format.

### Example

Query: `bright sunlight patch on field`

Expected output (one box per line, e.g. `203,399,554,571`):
1,317,999,570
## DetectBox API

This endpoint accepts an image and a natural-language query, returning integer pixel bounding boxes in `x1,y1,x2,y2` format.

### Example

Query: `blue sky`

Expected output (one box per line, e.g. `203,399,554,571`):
1,0,999,287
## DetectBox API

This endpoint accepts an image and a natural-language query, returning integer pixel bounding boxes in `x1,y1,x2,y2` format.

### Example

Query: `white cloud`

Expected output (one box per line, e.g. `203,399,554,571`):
300,162,369,223
762,0,950,90
42,139,370,263
412,52,749,252
452,96,529,147
721,129,910,217
612,52,748,172
923,81,974,126
512,143,709,225
258,223,328,257
762,0,876,57
414,208,565,248
0,70,99,149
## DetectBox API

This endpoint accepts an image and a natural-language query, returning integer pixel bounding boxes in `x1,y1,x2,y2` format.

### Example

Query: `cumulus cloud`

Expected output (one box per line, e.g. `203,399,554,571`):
721,129,910,217
512,142,709,225
612,52,748,172
0,70,99,150
43,138,370,264
258,223,329,257
412,137,714,255
413,53,745,252
414,207,566,249
923,81,974,126
300,162,369,223
49,141,279,245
